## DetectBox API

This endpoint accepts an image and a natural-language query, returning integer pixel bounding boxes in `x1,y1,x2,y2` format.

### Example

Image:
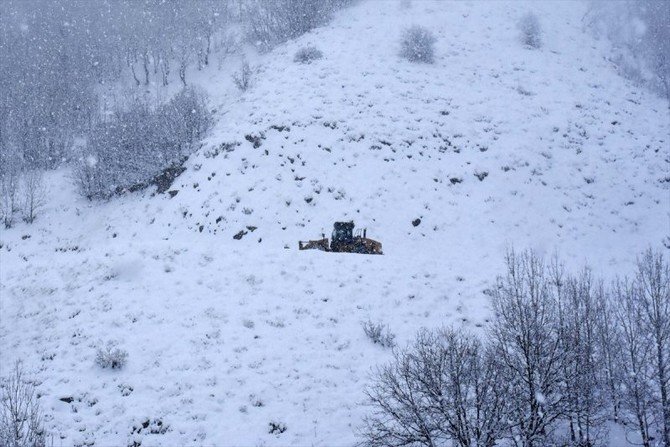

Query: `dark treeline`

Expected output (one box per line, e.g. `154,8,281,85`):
362,249,670,447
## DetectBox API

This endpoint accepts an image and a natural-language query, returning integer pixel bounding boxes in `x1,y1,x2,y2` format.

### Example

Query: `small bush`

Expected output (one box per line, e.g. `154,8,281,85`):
294,46,323,64
95,345,128,369
362,320,396,348
0,362,47,447
268,421,287,434
131,417,169,435
519,12,542,48
400,25,436,63
233,61,253,92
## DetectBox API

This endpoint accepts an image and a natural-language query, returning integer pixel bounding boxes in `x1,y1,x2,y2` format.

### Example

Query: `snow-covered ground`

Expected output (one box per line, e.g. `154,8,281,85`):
1,1,668,445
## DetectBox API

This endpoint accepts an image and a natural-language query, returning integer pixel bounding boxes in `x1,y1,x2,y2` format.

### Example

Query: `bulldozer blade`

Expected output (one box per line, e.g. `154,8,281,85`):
298,238,330,251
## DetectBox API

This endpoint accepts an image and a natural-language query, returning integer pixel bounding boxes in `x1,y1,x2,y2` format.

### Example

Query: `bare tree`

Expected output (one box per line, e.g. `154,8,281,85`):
361,343,442,447
613,278,657,447
490,249,567,447
635,250,670,447
21,169,46,224
360,328,508,447
558,269,609,446
0,148,22,228
593,281,624,424
430,330,508,447
0,361,46,447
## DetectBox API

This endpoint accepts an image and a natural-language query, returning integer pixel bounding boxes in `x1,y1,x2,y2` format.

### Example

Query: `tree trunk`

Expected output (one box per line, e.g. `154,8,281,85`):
656,335,670,447
142,50,150,85
161,58,170,86
130,63,140,87
205,33,211,66
179,60,187,86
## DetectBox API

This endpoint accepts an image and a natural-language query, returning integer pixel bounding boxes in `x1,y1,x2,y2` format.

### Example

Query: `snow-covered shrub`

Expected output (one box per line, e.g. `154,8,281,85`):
73,87,211,199
362,320,396,348
294,46,323,64
95,345,128,369
233,61,253,92
0,362,47,447
518,12,542,48
400,26,436,63
249,394,264,407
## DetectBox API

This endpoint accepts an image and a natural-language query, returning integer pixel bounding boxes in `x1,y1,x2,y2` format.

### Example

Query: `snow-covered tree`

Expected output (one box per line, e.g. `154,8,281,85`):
0,148,22,228
490,250,568,447
612,278,658,447
635,250,670,447
21,169,46,224
556,267,609,446
361,328,508,447
0,362,46,447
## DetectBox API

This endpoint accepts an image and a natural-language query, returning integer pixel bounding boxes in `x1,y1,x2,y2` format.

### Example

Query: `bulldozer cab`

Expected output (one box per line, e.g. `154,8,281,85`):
332,221,354,244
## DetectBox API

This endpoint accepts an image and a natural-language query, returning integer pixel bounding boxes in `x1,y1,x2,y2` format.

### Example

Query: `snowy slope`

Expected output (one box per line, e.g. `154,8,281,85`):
1,1,669,446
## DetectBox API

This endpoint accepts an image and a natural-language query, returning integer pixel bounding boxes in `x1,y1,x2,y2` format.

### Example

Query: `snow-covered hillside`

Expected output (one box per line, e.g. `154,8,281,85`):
1,1,668,445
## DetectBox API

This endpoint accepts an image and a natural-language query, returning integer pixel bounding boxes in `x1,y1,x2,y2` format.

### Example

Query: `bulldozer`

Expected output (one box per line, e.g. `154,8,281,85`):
299,221,383,255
